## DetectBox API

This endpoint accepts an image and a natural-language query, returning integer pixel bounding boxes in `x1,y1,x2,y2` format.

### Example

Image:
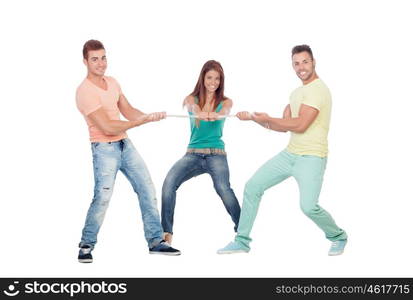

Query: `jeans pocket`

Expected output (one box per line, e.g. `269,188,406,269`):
299,155,326,178
94,142,116,153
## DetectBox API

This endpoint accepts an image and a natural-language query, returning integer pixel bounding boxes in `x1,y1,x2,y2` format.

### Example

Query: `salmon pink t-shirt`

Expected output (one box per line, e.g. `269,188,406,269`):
76,76,127,142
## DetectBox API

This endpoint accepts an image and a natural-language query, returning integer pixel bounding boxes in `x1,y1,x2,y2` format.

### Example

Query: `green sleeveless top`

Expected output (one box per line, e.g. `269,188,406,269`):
188,97,226,149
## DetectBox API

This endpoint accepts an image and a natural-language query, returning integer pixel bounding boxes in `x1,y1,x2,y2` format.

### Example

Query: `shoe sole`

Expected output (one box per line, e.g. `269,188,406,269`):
328,251,344,256
149,251,181,256
217,250,249,254
78,258,93,263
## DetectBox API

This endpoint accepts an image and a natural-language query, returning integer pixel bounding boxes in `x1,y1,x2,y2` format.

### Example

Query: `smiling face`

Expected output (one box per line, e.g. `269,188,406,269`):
203,69,220,94
84,49,107,77
292,51,317,84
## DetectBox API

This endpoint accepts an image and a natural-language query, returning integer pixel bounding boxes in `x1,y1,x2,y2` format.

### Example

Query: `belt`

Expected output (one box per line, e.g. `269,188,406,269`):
91,138,127,145
186,148,226,155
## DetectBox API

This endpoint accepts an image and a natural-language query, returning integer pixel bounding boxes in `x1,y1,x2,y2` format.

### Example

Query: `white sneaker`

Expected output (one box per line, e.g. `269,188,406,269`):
328,239,347,256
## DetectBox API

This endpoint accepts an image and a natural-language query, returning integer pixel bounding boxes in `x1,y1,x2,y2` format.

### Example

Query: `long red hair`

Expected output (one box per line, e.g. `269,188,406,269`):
189,60,227,110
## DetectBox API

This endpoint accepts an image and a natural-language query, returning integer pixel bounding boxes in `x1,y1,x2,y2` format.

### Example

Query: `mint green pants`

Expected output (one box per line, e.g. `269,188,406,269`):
235,150,347,248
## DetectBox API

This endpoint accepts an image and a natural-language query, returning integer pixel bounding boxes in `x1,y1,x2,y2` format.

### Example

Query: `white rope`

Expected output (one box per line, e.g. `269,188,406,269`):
166,114,237,119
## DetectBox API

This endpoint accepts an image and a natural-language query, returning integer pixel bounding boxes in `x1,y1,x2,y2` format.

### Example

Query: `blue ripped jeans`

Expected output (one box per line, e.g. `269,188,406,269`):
161,153,240,234
79,138,163,249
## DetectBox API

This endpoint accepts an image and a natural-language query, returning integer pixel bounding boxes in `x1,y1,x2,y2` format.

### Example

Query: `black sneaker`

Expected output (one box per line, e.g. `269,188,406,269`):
149,240,181,256
78,245,93,263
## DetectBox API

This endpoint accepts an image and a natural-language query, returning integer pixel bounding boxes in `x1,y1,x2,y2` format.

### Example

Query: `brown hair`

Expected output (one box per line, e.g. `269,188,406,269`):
291,44,314,60
83,40,105,59
190,60,227,111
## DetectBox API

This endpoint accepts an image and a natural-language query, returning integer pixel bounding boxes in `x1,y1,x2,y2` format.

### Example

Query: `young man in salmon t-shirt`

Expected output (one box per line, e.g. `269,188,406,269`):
76,40,180,263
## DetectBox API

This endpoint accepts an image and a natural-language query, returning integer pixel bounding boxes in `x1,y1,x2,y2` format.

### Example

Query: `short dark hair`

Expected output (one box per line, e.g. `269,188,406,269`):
83,40,105,59
291,44,314,60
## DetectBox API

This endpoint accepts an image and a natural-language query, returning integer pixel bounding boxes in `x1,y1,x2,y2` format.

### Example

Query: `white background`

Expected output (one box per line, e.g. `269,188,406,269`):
0,0,412,277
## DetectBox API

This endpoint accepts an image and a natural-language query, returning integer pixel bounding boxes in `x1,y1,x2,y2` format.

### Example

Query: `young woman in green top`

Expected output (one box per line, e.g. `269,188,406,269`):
161,60,240,245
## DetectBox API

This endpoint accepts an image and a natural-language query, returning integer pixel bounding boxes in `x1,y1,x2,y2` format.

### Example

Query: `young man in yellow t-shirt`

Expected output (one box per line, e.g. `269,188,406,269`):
218,45,347,256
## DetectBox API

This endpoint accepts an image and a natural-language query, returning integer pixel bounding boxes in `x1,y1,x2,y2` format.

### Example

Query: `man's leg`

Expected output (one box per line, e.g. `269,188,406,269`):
79,142,121,250
119,139,167,249
218,151,293,253
293,155,347,242
206,154,241,232
161,153,204,236
234,151,293,249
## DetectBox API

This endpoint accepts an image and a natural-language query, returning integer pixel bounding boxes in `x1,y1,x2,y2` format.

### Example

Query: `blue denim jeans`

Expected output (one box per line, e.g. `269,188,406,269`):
79,138,163,249
161,153,240,234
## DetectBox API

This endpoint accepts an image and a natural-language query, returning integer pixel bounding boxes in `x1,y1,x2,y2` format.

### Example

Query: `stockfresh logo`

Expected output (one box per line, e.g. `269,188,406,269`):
3,281,20,297
3,280,127,297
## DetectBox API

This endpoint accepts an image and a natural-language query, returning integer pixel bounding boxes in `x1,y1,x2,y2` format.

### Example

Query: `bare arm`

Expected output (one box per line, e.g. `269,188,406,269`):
184,95,200,113
218,98,232,116
184,95,209,120
252,104,319,133
283,104,291,119
237,106,288,132
118,94,146,120
88,108,151,136
209,98,233,120
261,104,291,132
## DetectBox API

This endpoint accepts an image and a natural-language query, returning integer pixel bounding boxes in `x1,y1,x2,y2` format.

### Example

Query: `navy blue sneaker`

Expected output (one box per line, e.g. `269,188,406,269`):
149,240,181,256
78,245,93,263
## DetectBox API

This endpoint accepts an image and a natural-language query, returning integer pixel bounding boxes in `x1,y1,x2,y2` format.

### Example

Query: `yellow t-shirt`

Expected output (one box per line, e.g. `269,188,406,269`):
287,78,331,157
